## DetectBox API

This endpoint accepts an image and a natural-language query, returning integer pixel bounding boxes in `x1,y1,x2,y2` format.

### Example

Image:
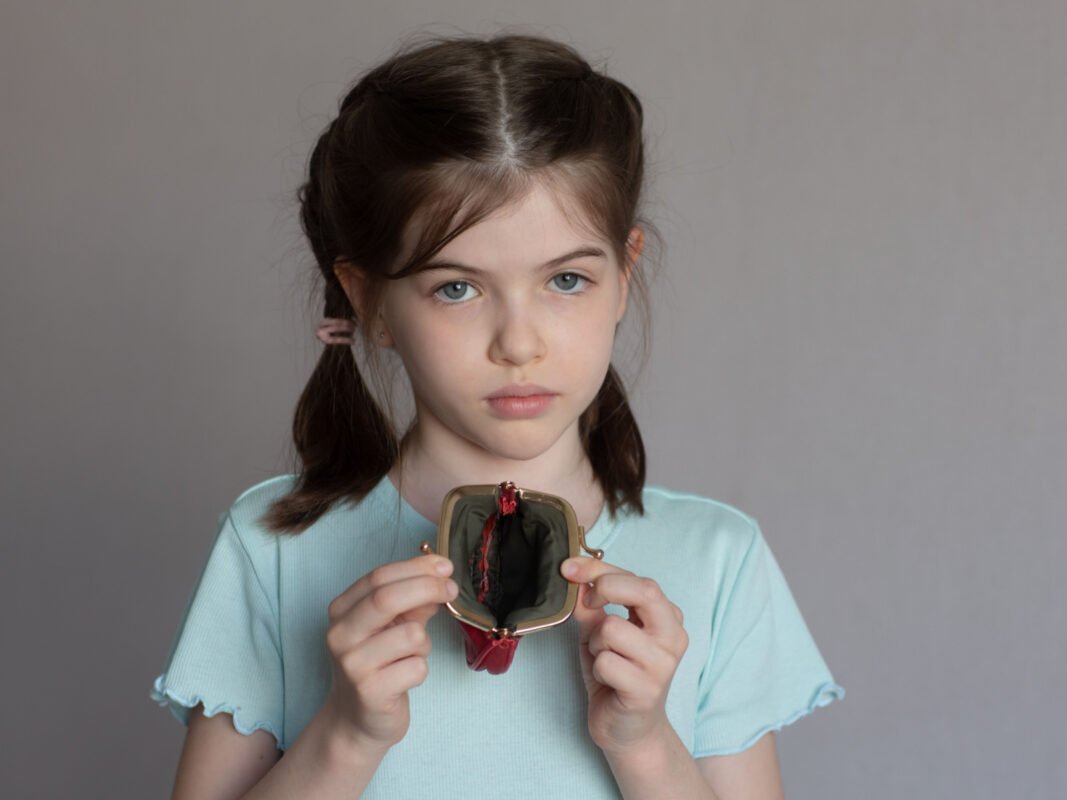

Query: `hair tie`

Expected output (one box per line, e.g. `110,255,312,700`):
316,318,356,345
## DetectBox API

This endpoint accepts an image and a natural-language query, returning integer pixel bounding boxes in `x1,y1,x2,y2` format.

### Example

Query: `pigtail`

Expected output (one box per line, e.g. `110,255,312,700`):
260,278,398,534
580,364,646,518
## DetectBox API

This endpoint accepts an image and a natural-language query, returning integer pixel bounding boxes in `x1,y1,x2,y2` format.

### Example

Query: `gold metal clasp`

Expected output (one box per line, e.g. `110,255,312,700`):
577,525,604,560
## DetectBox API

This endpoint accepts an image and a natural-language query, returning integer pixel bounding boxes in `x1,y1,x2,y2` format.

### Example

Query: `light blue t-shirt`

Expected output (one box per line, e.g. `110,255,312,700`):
150,474,844,797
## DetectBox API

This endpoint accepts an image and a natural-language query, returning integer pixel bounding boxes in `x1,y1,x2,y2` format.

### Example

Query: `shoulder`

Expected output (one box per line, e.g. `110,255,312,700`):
220,472,390,554
606,485,762,585
219,473,300,555
604,486,768,639
228,473,301,526
637,485,760,549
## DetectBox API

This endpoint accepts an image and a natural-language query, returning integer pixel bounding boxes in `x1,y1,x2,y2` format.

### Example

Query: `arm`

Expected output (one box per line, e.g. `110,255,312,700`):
239,704,390,799
603,720,720,800
559,557,786,800
696,733,784,800
245,553,456,799
170,551,456,799
602,729,783,800
601,716,785,797
170,704,281,800
170,703,388,800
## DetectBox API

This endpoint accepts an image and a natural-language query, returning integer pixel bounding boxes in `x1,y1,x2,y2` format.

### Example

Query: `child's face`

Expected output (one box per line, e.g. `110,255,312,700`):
381,180,639,464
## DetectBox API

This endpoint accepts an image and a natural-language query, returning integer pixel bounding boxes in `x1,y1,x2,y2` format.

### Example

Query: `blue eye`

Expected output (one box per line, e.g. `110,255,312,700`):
434,280,478,303
551,272,587,293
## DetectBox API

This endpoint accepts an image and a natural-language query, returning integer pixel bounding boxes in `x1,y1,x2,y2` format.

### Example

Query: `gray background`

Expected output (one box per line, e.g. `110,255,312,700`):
2,2,1064,798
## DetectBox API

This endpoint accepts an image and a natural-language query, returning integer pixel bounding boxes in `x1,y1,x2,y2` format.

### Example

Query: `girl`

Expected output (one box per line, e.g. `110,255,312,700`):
150,32,844,799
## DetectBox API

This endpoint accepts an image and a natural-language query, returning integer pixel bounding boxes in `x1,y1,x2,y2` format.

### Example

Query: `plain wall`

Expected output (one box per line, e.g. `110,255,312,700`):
2,1,1064,797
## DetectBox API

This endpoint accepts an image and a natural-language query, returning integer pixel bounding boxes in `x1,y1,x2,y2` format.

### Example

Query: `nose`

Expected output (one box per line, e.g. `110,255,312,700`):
487,300,546,367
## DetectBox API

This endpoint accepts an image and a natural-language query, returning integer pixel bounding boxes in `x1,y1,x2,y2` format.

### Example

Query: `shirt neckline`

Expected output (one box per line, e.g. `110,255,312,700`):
377,472,621,551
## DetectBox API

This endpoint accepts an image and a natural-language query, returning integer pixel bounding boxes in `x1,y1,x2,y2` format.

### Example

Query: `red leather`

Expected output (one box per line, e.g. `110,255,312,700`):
458,620,519,674
457,481,522,674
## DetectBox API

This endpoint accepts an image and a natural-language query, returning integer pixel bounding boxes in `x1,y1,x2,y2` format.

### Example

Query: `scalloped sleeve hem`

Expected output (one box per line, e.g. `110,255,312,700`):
691,680,845,758
150,673,285,750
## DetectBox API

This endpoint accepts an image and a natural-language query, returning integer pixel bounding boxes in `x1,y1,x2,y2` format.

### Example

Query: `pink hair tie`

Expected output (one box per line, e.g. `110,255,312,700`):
316,318,356,345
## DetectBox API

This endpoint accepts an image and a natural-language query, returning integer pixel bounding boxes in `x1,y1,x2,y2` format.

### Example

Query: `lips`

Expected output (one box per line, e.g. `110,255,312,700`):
486,383,556,399
485,384,558,419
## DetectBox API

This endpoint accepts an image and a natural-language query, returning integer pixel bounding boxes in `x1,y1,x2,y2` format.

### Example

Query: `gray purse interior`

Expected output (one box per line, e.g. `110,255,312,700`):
447,493,572,629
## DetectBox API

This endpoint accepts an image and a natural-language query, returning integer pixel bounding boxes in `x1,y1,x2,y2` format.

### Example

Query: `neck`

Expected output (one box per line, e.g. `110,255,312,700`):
387,421,605,530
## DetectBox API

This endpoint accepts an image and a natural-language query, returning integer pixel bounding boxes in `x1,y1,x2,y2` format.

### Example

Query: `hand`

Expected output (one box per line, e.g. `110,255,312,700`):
323,553,458,753
560,557,689,757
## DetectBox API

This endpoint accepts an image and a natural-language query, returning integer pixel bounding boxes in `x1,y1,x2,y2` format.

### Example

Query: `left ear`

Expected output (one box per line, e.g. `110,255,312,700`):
616,226,644,323
333,257,394,347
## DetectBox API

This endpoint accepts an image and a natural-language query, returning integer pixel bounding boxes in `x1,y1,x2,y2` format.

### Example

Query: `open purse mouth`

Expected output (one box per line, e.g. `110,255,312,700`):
419,480,603,673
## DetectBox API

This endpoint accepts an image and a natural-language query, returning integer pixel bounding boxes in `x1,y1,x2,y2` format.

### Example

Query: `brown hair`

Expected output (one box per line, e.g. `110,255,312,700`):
262,31,663,534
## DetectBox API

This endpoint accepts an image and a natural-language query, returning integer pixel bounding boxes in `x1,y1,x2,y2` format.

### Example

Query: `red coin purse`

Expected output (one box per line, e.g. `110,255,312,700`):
420,480,603,675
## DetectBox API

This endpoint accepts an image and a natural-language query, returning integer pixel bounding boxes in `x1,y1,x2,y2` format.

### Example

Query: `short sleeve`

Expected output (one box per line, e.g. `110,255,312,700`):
148,510,284,748
693,519,845,756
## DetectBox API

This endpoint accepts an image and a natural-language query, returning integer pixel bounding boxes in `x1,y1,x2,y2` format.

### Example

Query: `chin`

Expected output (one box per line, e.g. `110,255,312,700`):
470,425,570,464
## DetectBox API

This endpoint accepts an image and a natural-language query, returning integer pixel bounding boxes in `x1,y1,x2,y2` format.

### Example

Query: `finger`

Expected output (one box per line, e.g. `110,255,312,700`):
590,650,649,703
569,580,608,634
582,573,679,637
360,655,431,704
337,621,433,683
587,614,671,674
329,554,453,621
561,556,633,585
669,602,684,625
394,599,448,628
561,557,631,630
337,574,458,647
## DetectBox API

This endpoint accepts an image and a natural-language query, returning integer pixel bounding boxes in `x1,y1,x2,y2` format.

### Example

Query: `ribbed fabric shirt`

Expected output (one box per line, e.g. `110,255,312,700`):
150,473,844,798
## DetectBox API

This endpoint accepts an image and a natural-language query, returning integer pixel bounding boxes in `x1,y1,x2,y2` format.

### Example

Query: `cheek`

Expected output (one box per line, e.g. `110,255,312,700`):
391,320,477,398
554,304,619,365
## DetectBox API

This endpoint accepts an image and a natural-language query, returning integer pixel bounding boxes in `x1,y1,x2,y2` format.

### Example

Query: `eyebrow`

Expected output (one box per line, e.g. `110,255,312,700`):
419,246,607,276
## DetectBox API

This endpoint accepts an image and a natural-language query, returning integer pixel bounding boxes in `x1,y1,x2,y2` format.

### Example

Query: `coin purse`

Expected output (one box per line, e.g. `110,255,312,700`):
419,480,603,675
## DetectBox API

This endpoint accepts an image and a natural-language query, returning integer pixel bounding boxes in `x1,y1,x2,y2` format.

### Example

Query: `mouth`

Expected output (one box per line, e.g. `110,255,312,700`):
485,385,558,418
486,383,556,399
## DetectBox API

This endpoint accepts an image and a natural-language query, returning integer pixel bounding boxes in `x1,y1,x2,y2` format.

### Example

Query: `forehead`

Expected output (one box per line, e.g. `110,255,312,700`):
402,179,610,272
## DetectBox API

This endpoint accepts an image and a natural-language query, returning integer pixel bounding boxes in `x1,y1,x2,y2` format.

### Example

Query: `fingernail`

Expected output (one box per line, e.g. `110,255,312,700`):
435,559,453,575
561,559,578,578
445,579,458,597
